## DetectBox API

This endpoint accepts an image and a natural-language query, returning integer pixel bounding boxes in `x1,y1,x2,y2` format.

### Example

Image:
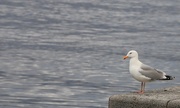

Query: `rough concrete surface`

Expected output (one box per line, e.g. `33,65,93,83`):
109,86,180,108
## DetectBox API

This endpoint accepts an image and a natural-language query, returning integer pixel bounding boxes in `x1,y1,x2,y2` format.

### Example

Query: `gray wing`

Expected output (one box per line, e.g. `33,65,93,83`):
139,64,165,80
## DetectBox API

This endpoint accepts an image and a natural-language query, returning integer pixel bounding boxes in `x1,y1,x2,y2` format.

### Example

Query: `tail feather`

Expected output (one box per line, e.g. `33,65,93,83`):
161,75,175,80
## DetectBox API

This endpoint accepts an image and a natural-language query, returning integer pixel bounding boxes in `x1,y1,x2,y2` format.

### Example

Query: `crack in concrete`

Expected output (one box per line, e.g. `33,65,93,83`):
166,98,180,108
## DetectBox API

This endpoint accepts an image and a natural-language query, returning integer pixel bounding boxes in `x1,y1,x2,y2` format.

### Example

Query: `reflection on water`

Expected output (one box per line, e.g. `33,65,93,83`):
0,0,180,108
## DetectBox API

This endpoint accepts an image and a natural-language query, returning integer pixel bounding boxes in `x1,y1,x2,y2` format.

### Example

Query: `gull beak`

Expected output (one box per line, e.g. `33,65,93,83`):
123,56,128,60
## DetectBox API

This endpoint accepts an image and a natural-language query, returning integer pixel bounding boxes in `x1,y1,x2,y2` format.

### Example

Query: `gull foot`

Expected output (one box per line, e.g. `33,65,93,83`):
133,91,144,94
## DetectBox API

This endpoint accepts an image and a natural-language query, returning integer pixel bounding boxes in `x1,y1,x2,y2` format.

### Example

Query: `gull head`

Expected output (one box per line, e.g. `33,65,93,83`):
123,50,138,60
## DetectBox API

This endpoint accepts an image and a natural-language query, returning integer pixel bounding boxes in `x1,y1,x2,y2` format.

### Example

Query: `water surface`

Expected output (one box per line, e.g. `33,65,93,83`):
0,0,180,108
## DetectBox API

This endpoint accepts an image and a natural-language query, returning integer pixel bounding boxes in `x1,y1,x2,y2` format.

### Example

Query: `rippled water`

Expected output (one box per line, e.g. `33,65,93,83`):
0,0,180,108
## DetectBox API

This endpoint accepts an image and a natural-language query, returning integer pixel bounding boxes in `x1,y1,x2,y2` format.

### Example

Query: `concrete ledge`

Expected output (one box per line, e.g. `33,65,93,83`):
109,86,180,108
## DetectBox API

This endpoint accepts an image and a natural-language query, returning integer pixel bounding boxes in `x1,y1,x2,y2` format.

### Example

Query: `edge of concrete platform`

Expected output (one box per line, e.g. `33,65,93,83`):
108,86,180,108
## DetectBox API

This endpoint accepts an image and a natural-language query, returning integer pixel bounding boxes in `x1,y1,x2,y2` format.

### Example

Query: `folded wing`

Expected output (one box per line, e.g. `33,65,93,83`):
139,64,166,80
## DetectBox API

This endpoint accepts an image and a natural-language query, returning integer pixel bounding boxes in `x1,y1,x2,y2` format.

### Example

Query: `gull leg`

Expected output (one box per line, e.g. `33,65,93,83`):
142,82,145,93
141,82,143,92
133,82,144,94
137,82,144,94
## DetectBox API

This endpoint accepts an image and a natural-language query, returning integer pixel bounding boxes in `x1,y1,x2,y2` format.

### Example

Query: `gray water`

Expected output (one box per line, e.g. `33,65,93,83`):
0,0,180,108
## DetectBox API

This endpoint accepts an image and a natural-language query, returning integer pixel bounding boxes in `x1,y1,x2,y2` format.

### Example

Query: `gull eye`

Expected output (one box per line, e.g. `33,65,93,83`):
129,52,132,54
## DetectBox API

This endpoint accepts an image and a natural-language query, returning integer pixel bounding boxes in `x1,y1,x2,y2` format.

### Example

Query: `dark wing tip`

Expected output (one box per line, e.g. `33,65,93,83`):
165,75,175,80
